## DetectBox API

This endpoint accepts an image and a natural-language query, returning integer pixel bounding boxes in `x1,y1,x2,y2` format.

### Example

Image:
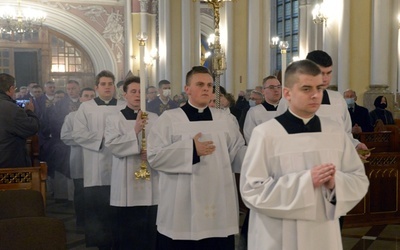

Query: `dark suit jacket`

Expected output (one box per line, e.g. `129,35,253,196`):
348,103,373,132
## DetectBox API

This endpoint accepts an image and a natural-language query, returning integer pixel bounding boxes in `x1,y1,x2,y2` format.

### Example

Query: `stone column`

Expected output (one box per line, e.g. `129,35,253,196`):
220,1,233,92
364,0,394,112
158,0,171,81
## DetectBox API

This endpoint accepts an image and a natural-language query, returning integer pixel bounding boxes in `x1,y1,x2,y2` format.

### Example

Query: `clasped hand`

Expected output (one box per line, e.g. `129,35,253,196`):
311,163,336,190
193,132,216,156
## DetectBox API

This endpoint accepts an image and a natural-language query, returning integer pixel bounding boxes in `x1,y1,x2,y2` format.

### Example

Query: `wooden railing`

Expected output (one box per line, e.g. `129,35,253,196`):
344,153,400,228
0,162,48,205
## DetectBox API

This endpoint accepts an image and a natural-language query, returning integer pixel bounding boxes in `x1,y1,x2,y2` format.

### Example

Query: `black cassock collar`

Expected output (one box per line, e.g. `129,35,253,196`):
181,103,213,122
94,97,118,106
275,110,321,134
321,89,330,105
121,106,138,120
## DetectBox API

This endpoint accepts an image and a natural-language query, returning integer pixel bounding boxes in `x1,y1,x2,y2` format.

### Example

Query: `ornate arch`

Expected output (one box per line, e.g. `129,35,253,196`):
0,1,120,78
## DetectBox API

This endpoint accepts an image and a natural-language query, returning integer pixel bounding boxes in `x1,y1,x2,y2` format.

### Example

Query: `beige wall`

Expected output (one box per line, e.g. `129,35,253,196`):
232,0,249,95
349,0,372,105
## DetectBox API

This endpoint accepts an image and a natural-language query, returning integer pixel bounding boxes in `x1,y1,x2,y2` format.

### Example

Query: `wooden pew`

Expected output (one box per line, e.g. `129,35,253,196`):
353,125,400,152
0,162,48,205
344,152,400,228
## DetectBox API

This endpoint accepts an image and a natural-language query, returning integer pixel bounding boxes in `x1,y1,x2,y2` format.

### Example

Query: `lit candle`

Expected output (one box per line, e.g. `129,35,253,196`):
139,43,146,112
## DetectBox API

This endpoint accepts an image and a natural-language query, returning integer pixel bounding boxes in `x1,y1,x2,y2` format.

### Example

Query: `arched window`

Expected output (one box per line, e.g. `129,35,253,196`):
49,32,95,89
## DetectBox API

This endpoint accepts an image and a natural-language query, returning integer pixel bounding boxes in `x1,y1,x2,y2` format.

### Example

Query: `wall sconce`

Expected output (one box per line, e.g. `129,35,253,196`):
136,32,148,46
144,48,159,67
312,3,328,26
279,41,289,54
270,36,280,48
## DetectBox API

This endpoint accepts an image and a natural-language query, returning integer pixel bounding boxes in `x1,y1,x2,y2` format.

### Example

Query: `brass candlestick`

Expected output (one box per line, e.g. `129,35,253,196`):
134,111,150,180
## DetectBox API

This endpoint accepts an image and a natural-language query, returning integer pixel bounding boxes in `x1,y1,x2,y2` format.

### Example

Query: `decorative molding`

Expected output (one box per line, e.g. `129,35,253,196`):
44,2,124,63
140,0,150,12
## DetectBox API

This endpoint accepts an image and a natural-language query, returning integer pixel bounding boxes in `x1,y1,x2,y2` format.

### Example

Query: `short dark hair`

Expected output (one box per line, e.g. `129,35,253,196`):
67,80,80,86
80,87,95,97
158,79,170,88
123,76,141,92
285,60,321,88
185,66,213,86
55,90,65,95
306,50,333,67
31,84,42,90
0,73,15,93
45,81,55,86
95,70,115,86
146,86,156,94
262,75,279,85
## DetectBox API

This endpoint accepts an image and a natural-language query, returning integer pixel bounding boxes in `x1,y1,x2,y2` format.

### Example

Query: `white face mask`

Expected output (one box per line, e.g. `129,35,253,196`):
249,100,256,107
162,89,171,98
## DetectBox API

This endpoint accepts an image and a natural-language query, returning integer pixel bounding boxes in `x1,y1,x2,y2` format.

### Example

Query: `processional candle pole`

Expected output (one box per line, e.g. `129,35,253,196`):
279,41,289,89
203,0,229,109
135,32,150,180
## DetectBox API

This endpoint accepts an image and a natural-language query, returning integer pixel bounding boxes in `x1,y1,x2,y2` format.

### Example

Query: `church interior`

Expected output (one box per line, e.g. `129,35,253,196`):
1,0,400,249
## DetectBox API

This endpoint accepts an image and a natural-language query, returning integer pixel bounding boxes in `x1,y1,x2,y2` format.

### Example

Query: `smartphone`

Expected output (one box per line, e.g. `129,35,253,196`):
16,99,30,108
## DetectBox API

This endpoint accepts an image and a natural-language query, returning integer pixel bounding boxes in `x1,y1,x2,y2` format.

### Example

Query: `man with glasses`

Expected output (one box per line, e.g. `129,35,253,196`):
243,76,282,144
146,86,158,103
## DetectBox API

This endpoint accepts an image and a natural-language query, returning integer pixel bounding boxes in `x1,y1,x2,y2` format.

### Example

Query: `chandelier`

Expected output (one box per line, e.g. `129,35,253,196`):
0,1,46,39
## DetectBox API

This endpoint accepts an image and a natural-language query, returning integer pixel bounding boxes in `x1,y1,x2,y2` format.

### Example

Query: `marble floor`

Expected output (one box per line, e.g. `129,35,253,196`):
46,198,400,250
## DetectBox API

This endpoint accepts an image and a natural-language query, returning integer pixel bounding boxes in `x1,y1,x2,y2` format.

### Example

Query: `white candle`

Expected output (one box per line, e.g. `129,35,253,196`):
139,45,146,112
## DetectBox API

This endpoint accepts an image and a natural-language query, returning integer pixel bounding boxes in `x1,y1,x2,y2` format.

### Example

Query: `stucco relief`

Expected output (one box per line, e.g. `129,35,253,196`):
45,2,124,63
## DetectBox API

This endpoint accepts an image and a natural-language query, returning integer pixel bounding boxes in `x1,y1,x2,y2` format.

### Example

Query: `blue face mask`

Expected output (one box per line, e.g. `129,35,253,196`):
345,98,355,106
249,100,256,107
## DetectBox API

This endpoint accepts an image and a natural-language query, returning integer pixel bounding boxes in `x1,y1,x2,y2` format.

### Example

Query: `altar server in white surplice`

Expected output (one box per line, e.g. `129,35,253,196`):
60,87,95,229
240,60,369,250
276,50,369,153
104,76,159,250
147,66,247,250
72,70,125,249
243,75,281,144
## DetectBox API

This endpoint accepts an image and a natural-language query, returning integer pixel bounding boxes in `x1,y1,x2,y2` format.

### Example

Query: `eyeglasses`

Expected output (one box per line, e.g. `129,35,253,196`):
264,85,282,90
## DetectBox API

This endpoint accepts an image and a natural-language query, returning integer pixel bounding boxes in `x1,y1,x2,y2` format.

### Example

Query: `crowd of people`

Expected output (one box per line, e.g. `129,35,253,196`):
0,50,379,250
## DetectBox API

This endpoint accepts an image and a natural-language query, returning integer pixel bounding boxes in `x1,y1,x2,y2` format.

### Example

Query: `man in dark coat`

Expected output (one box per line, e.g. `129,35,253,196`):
0,73,39,167
343,89,373,133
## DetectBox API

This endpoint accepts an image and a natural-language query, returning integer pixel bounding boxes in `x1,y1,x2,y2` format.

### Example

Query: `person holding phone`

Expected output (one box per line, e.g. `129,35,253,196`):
0,73,39,168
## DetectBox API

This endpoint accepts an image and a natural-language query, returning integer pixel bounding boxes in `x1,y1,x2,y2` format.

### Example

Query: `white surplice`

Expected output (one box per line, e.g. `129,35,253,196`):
72,99,126,187
147,107,247,240
104,111,159,207
60,111,83,179
243,104,277,144
276,89,359,147
240,117,369,250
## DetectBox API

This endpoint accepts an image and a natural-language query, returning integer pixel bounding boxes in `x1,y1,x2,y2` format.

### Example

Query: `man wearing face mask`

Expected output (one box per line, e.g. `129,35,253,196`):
343,89,373,133
147,79,179,116
370,95,395,126
242,76,282,144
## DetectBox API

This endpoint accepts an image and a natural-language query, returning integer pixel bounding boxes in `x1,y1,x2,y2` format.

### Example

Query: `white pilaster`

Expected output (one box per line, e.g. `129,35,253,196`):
158,0,171,81
371,0,391,86
181,0,191,90
220,1,232,92
337,0,350,92
247,0,261,89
